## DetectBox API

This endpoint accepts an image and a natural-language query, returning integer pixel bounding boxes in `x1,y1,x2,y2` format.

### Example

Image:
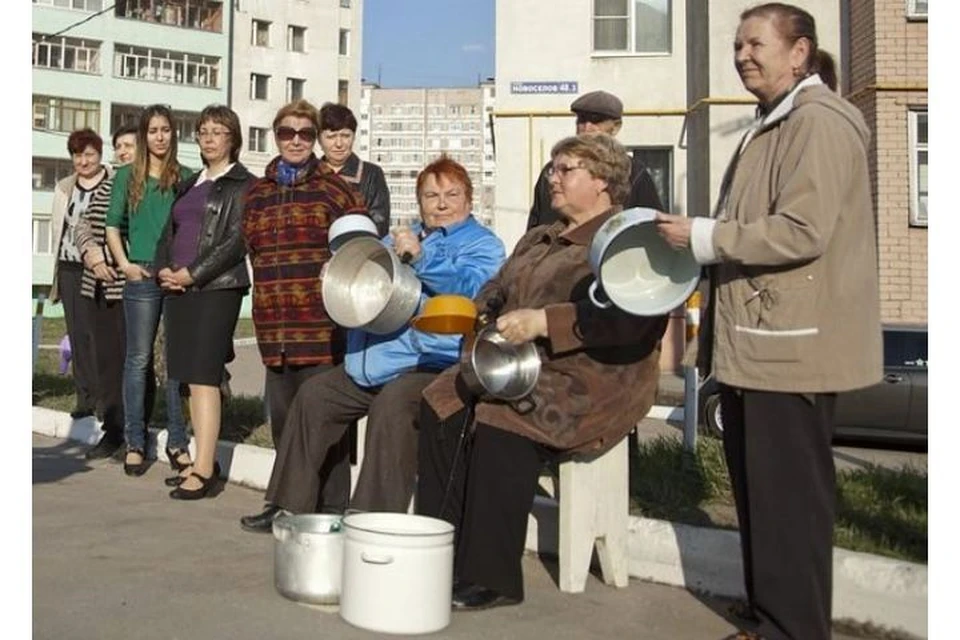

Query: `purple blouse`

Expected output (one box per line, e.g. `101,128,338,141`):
169,181,213,269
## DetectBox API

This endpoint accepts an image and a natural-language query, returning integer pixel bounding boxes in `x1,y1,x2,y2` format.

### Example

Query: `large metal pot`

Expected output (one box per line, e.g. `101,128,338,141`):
322,236,422,335
460,324,541,402
272,514,343,605
587,206,701,316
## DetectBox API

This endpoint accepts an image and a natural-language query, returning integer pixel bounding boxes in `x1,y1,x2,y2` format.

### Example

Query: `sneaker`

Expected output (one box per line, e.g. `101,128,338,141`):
240,504,288,534
85,436,123,460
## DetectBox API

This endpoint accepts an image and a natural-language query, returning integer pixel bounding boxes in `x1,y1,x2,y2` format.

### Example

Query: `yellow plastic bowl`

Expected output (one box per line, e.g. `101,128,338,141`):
410,295,478,335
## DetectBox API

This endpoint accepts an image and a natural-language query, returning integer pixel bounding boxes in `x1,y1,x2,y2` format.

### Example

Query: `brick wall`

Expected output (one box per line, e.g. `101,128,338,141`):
847,0,928,325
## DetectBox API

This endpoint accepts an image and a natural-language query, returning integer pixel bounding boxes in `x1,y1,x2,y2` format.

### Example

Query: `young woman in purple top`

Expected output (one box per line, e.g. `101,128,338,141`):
154,105,255,499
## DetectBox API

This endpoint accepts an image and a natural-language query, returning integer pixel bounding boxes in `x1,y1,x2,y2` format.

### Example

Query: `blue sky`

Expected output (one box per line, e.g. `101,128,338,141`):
362,0,494,88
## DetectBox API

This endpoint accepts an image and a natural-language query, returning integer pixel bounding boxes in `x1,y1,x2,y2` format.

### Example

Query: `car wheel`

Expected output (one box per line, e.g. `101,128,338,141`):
703,394,723,438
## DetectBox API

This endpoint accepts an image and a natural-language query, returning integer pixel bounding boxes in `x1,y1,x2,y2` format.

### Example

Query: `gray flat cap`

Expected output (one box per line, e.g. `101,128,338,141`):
570,90,623,120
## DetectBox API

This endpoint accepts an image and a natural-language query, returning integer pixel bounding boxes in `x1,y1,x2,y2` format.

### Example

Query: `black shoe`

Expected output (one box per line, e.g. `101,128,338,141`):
165,446,193,472
240,504,286,534
166,461,220,487
123,448,149,477
169,471,219,500
451,582,522,611
85,436,123,460
70,408,95,420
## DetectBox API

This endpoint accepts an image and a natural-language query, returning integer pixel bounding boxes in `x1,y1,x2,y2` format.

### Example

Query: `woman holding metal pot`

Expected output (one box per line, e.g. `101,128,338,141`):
415,133,669,611
655,4,881,639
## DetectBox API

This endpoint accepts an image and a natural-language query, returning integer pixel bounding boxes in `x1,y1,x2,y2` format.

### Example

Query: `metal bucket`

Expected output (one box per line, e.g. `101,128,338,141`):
272,514,343,605
321,237,422,335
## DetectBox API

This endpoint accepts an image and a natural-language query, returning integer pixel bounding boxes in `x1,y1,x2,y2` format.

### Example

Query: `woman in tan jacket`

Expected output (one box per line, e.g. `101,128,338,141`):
415,133,668,611
656,4,882,639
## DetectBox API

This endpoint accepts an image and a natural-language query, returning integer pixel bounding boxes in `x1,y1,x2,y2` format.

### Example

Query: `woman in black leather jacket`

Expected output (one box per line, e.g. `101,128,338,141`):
318,102,391,236
154,105,254,499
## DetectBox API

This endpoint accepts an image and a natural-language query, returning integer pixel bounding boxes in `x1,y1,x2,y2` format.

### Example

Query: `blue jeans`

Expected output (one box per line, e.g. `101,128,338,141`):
122,277,188,451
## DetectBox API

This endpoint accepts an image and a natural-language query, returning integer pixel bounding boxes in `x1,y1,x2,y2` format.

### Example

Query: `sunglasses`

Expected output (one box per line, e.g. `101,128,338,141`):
275,126,318,143
575,111,614,125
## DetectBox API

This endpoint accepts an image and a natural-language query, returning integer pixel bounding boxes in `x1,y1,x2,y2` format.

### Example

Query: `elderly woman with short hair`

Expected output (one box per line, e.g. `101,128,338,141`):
154,105,255,499
416,133,669,611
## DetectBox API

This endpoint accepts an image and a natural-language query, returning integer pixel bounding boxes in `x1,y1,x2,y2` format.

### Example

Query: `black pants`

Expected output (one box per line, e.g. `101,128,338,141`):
265,366,436,514
265,362,349,513
57,264,96,413
81,289,125,442
720,386,837,640
416,404,550,602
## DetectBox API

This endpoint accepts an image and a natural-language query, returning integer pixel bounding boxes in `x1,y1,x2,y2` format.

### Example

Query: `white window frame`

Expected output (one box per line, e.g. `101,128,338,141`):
286,77,305,102
251,19,270,47
287,25,306,52
339,29,350,56
906,0,928,20
248,127,268,153
114,44,219,88
908,109,928,227
250,73,270,100
33,34,102,73
32,95,100,133
33,0,104,10
592,0,672,56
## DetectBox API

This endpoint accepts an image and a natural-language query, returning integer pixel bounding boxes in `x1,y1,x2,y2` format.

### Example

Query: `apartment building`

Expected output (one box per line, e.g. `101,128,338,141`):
356,83,496,228
231,0,363,176
843,0,928,324
493,0,841,371
32,0,232,294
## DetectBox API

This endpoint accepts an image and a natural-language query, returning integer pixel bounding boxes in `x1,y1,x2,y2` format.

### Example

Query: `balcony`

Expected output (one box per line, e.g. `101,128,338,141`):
115,0,223,33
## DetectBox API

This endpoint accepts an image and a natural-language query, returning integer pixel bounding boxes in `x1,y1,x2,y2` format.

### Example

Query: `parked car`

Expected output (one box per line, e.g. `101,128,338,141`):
698,324,927,447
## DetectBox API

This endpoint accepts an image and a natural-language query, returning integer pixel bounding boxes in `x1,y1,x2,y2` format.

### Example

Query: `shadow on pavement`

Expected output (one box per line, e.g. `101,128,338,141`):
33,439,95,485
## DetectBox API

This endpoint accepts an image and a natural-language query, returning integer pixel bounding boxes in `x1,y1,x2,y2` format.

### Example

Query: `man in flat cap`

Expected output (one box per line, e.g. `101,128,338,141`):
526,90,664,230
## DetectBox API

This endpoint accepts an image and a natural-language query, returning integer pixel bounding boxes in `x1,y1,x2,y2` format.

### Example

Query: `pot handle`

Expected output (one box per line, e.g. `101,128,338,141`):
400,252,413,264
360,551,395,565
588,280,612,309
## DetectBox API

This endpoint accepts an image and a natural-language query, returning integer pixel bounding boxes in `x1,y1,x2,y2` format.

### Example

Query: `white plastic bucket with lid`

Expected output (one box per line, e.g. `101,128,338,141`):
339,512,455,635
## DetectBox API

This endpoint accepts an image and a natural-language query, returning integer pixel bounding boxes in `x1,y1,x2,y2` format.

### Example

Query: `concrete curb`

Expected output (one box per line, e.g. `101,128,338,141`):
32,406,926,638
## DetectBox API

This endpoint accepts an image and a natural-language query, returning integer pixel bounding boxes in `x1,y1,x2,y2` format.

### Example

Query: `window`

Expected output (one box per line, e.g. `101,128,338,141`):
251,19,270,47
33,0,104,9
287,25,306,52
593,0,671,54
339,0,350,7
33,95,100,133
110,103,200,144
883,329,927,369
248,127,268,153
286,78,305,102
338,80,349,106
33,218,53,256
32,157,74,191
339,29,350,56
250,73,269,100
907,0,928,19
33,34,101,73
114,44,220,88
629,147,672,212
908,110,928,226
113,0,223,32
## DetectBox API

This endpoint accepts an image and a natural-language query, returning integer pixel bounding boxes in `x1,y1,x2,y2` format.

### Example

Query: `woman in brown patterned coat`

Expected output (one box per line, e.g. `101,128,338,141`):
415,133,669,611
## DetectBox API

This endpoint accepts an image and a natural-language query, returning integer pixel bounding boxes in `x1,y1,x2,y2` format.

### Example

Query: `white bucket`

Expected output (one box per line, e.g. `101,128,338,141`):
339,513,455,635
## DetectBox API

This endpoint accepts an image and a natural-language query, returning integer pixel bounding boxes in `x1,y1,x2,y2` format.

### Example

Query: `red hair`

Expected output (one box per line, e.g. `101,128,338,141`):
416,155,473,203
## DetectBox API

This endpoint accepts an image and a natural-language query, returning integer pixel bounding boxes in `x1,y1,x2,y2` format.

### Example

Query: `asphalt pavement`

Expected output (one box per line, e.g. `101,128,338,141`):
33,432,888,640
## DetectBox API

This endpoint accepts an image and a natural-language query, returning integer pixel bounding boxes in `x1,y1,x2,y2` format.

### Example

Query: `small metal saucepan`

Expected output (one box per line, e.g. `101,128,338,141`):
460,323,541,404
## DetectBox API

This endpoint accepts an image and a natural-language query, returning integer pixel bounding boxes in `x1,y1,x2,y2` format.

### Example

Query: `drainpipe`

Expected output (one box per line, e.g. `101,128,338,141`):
226,0,236,107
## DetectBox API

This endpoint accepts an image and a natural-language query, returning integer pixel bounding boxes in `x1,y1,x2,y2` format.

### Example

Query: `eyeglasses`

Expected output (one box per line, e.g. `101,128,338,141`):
275,126,318,143
195,129,231,140
547,162,587,179
575,111,613,125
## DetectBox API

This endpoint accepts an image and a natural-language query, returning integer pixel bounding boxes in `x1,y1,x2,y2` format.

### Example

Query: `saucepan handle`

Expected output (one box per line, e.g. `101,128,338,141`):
400,252,413,264
588,280,612,309
361,551,395,565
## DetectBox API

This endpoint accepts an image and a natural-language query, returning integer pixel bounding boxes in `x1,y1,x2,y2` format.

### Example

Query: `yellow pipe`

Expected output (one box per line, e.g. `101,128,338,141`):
493,96,759,120
844,83,928,104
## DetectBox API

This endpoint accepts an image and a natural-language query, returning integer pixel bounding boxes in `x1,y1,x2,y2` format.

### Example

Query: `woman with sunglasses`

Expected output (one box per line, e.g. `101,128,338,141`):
154,105,254,499
525,90,663,230
240,99,370,522
105,104,193,477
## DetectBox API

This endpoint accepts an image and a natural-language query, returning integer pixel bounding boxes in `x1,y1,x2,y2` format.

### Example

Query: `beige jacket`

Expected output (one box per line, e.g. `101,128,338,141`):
689,75,882,393
48,173,79,303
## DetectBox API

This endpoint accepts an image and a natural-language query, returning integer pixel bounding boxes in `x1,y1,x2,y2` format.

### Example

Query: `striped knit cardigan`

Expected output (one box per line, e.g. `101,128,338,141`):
74,164,124,301
241,154,369,367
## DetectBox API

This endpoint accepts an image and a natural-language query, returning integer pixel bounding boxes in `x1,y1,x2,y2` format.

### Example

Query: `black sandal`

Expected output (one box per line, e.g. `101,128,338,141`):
165,447,192,472
169,469,219,500
165,461,220,487
123,448,148,477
